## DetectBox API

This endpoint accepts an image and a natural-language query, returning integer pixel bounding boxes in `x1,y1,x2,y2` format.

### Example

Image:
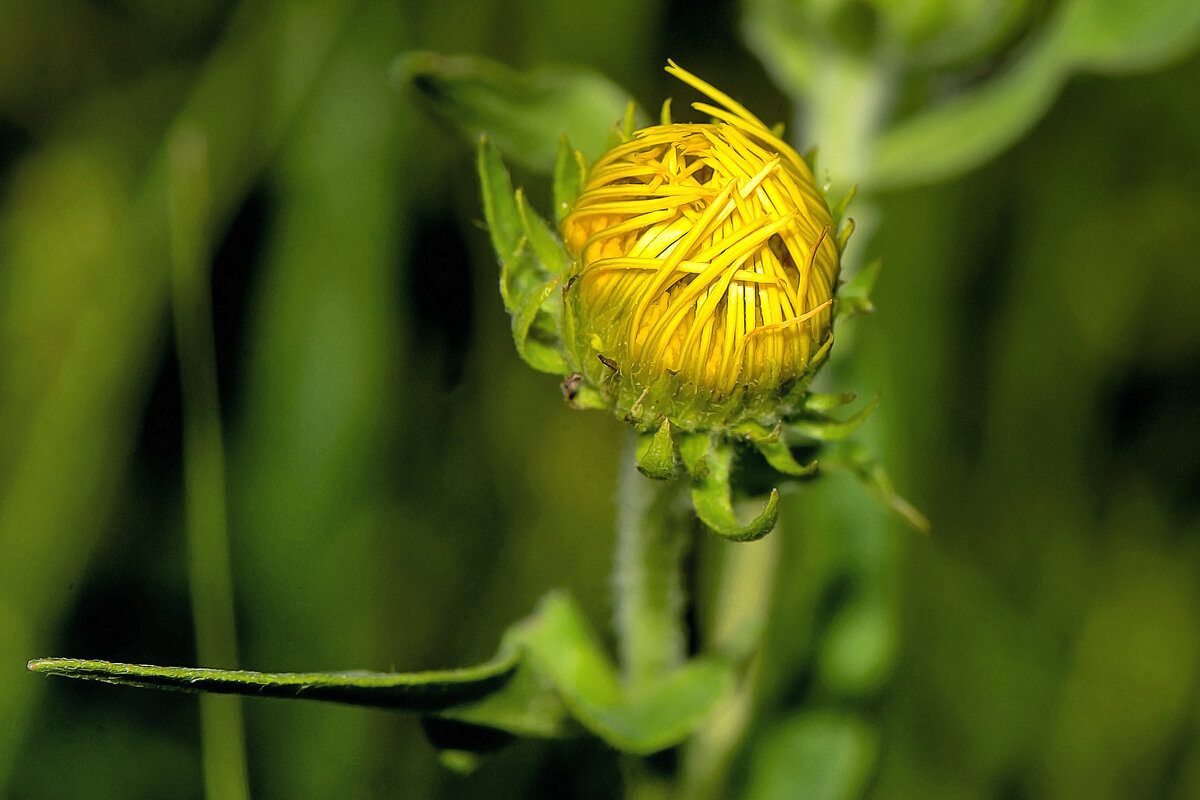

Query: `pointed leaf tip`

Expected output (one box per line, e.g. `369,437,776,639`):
837,258,882,321
478,137,522,263
693,488,780,542
753,437,818,478
829,443,931,533
787,395,880,442
553,134,587,223
636,419,677,479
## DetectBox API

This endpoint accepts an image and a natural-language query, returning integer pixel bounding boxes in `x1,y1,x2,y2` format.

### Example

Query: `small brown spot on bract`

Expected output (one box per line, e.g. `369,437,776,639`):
561,372,583,403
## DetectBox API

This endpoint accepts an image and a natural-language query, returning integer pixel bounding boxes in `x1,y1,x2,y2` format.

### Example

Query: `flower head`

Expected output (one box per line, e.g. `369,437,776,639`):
480,61,881,540
561,62,840,431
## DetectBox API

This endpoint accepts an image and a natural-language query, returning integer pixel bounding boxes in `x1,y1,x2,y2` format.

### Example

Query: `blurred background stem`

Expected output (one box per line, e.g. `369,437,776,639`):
168,125,251,800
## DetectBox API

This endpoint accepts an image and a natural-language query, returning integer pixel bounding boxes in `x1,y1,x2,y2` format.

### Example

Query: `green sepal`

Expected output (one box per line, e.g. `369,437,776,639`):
780,336,836,410
553,135,588,223
678,431,711,477
826,442,931,533
515,591,733,755
830,184,857,229
561,373,610,411
835,217,856,255
786,395,880,442
731,421,817,477
680,433,780,542
803,392,858,412
398,52,638,172
480,138,569,374
478,136,523,272
607,101,647,149
752,435,818,478
636,418,677,480
511,275,569,374
836,258,882,322
515,189,569,276
621,101,638,140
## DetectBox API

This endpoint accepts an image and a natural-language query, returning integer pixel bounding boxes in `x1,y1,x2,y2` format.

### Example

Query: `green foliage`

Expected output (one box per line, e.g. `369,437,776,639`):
32,590,733,759
398,52,640,173
746,0,1200,188
741,712,878,800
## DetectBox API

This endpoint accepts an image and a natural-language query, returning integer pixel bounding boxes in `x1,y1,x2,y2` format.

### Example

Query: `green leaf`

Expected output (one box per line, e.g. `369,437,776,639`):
826,442,931,533
399,52,639,173
517,592,733,755
1056,0,1200,73
478,137,524,275
870,0,1200,189
553,134,588,223
836,258,882,321
433,638,572,739
870,42,1064,189
30,589,734,758
803,392,858,413
786,395,880,442
681,434,780,542
741,711,878,800
636,419,677,480
27,652,519,711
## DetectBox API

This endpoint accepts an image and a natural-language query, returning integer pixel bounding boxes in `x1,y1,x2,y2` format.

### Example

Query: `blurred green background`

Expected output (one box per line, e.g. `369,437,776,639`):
2,0,1199,798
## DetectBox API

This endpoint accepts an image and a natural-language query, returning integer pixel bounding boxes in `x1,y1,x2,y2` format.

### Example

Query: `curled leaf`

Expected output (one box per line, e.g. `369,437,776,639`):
681,433,780,542
511,276,568,374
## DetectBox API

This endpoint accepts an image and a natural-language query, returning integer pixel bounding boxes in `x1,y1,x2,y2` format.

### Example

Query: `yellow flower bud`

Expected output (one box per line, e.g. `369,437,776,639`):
561,62,840,431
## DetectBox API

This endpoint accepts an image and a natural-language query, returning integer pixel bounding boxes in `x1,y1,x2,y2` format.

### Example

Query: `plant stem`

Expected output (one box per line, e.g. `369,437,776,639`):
680,532,781,800
612,433,692,799
612,432,690,687
169,126,251,800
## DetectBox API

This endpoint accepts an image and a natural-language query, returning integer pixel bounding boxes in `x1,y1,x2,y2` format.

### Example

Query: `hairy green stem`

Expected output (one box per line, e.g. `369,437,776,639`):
169,126,251,800
613,433,690,687
680,533,781,800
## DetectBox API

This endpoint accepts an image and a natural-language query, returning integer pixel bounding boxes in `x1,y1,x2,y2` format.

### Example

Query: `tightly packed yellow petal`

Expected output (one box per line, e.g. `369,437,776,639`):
561,62,839,424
